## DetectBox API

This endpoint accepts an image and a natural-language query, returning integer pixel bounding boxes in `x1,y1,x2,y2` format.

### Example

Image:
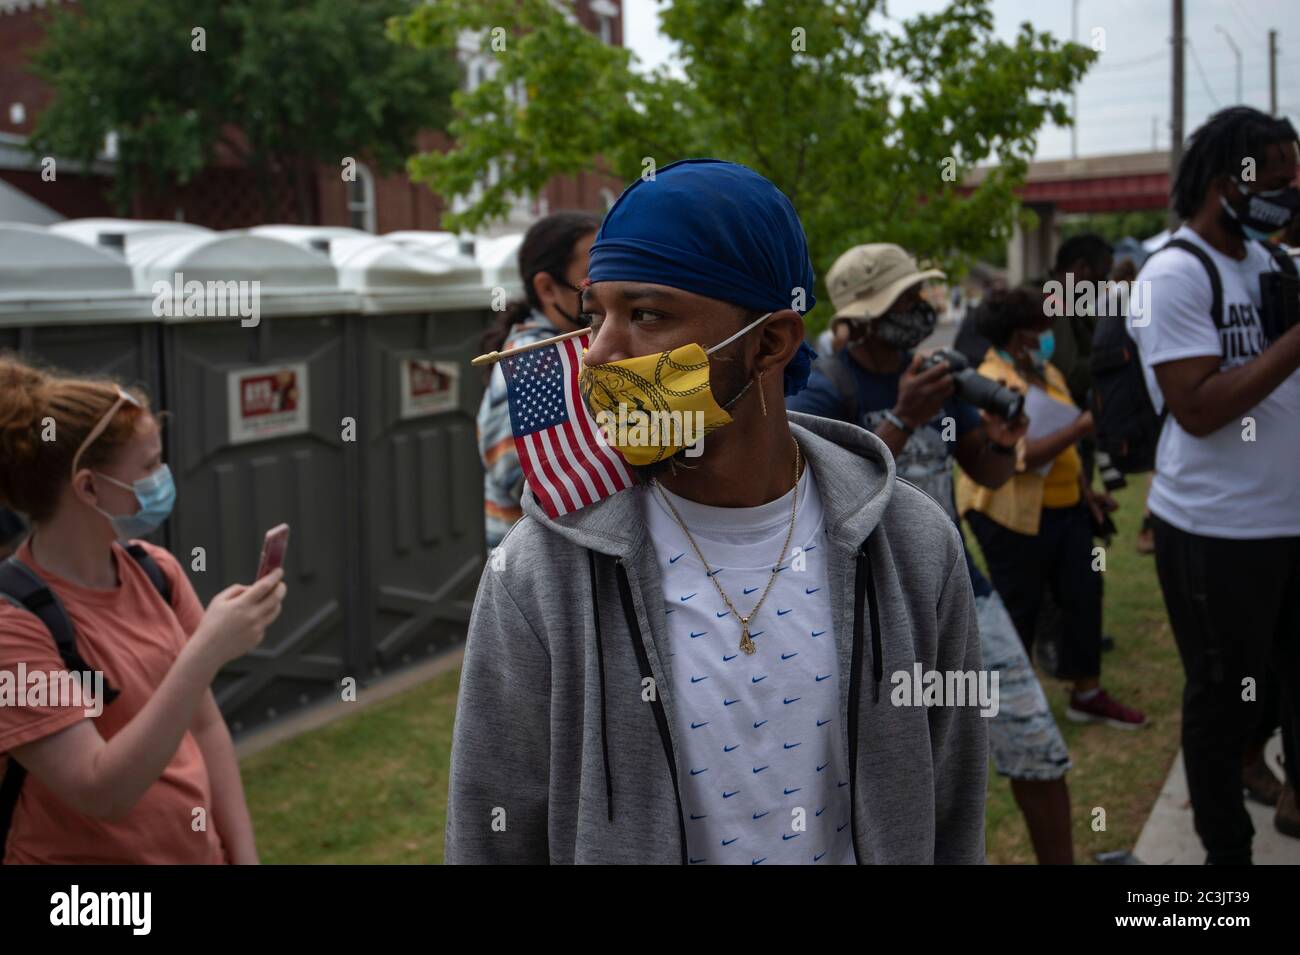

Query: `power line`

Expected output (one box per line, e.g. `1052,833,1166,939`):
1186,39,1221,108
1088,56,1265,81
1223,0,1270,55
1091,50,1168,71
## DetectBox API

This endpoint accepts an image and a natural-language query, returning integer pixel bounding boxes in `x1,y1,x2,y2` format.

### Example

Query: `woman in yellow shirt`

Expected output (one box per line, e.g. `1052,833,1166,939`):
957,288,1147,729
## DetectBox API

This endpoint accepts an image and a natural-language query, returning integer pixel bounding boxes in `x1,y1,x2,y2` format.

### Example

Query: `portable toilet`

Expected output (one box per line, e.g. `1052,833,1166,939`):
123,230,360,735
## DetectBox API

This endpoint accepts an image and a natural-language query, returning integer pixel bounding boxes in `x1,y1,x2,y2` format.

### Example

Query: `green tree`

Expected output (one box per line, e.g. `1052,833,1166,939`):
29,0,459,221
1059,210,1169,244
391,0,1095,332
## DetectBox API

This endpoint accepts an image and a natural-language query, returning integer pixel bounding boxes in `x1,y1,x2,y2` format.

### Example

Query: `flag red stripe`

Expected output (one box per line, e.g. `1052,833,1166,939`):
530,430,578,515
554,337,616,498
561,407,610,500
555,424,601,506
524,432,569,516
541,425,593,509
516,433,560,518
559,336,633,493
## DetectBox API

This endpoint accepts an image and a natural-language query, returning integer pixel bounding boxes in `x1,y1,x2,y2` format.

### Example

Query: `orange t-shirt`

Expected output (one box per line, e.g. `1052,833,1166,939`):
0,539,225,864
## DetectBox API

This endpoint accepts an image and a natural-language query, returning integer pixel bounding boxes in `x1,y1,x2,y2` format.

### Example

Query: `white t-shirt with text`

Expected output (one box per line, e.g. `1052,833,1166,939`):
1131,226,1300,538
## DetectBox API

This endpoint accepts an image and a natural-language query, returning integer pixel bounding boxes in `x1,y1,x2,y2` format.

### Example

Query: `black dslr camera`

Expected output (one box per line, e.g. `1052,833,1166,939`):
917,348,1025,420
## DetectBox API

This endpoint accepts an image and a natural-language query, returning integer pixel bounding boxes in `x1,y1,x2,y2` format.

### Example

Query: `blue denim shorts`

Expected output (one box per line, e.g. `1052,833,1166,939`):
976,589,1073,781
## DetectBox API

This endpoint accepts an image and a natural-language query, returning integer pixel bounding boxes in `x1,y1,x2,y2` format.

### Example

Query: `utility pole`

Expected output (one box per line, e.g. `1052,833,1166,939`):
1072,0,1080,158
1269,30,1278,115
1215,25,1242,103
1170,0,1184,229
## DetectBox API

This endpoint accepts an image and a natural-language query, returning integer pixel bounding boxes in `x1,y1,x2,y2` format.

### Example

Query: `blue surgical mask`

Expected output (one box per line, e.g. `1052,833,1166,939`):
1035,330,1056,363
94,464,176,540
998,330,1055,372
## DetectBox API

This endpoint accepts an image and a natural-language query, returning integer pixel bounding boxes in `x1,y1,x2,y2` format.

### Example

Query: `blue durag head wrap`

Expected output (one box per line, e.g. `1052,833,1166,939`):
587,158,819,396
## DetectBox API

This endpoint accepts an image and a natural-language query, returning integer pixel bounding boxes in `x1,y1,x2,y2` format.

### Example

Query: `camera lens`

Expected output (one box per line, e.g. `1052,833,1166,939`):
953,369,1023,420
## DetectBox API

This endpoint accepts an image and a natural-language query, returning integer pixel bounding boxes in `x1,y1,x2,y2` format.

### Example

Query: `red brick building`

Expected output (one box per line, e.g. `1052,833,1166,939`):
0,0,624,233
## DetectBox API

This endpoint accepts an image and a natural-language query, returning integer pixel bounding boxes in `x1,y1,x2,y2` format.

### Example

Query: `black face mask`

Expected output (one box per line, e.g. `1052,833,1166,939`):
872,301,938,350
554,301,585,325
1219,179,1300,240
548,273,590,327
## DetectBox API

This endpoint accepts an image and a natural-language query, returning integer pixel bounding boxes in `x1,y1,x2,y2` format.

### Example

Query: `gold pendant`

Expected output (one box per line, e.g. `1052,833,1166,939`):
739,617,757,655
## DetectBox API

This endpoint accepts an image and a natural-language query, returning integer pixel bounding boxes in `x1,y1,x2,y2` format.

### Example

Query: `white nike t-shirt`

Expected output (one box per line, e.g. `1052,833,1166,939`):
640,464,856,865
1131,226,1300,538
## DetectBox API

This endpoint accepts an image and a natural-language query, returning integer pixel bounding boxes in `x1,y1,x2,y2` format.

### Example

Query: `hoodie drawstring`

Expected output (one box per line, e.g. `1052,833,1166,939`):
587,550,615,823
611,553,689,864
865,543,883,702
848,532,880,865
853,535,883,704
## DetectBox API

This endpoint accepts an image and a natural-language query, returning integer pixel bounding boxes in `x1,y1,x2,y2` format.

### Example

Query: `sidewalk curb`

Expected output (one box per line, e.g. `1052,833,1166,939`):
1134,732,1300,864
233,646,465,761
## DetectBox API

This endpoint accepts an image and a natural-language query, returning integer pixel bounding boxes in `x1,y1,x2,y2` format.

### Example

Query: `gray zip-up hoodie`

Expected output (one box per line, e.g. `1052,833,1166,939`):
445,411,986,864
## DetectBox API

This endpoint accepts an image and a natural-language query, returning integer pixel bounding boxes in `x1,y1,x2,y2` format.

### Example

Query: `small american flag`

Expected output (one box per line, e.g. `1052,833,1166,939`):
501,333,635,518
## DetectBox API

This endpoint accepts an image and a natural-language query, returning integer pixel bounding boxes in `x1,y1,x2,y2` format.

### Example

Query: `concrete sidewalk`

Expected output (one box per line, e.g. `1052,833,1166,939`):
1134,731,1300,864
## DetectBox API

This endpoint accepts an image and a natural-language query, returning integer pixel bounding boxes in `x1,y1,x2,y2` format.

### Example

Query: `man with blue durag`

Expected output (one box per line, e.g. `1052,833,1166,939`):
446,159,987,865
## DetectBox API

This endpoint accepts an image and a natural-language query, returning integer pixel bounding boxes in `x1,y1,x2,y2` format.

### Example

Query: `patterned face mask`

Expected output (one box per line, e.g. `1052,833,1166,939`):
579,311,773,466
872,301,938,350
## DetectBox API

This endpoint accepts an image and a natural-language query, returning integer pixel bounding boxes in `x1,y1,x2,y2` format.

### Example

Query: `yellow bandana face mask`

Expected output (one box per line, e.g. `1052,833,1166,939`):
579,311,773,466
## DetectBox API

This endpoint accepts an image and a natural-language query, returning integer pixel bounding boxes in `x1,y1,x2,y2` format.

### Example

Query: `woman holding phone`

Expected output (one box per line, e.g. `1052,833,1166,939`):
0,355,286,863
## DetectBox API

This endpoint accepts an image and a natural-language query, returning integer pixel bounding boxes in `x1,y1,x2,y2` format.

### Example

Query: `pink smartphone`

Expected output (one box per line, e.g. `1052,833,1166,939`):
256,524,290,580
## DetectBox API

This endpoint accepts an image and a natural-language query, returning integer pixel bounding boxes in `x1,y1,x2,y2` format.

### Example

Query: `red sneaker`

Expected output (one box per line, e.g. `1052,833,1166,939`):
1067,688,1148,729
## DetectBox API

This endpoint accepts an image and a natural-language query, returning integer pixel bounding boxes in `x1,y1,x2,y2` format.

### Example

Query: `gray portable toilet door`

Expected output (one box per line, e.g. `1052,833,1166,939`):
163,314,359,736
359,309,487,675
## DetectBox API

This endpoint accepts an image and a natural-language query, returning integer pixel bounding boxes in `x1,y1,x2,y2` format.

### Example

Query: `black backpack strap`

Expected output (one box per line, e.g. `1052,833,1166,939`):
0,753,24,863
1156,238,1224,329
125,543,172,607
0,559,117,697
818,352,860,423
1261,240,1299,277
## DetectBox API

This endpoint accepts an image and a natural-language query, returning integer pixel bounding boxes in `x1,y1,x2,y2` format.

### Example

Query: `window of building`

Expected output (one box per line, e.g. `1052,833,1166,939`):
347,161,377,233
590,0,618,44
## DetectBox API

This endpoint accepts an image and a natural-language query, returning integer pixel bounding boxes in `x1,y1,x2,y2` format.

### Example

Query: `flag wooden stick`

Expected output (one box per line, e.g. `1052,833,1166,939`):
471,326,590,367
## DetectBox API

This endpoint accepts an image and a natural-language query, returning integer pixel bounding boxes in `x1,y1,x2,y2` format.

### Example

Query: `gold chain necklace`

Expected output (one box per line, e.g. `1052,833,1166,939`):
653,440,802,655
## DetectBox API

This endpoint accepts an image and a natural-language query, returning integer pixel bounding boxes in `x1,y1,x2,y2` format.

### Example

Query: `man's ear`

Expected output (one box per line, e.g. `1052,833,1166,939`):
1216,172,1239,201
531,270,564,309
754,308,805,373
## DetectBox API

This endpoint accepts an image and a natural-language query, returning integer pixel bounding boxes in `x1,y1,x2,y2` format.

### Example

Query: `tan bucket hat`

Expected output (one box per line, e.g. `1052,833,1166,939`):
826,243,945,321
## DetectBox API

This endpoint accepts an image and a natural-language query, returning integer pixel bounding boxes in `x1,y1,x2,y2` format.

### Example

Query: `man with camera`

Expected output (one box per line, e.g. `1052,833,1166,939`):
788,243,1077,864
1131,107,1300,862
791,244,1025,503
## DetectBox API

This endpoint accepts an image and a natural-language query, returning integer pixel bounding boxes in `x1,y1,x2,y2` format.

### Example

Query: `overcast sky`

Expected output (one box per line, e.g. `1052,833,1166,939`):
622,0,1300,160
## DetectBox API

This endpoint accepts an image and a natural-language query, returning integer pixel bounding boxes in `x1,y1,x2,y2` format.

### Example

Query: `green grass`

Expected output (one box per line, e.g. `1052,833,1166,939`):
241,667,459,864
969,477,1183,864
240,479,1181,864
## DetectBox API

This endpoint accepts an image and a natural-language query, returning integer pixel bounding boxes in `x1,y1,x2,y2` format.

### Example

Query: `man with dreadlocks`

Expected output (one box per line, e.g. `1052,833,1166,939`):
1131,106,1300,862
